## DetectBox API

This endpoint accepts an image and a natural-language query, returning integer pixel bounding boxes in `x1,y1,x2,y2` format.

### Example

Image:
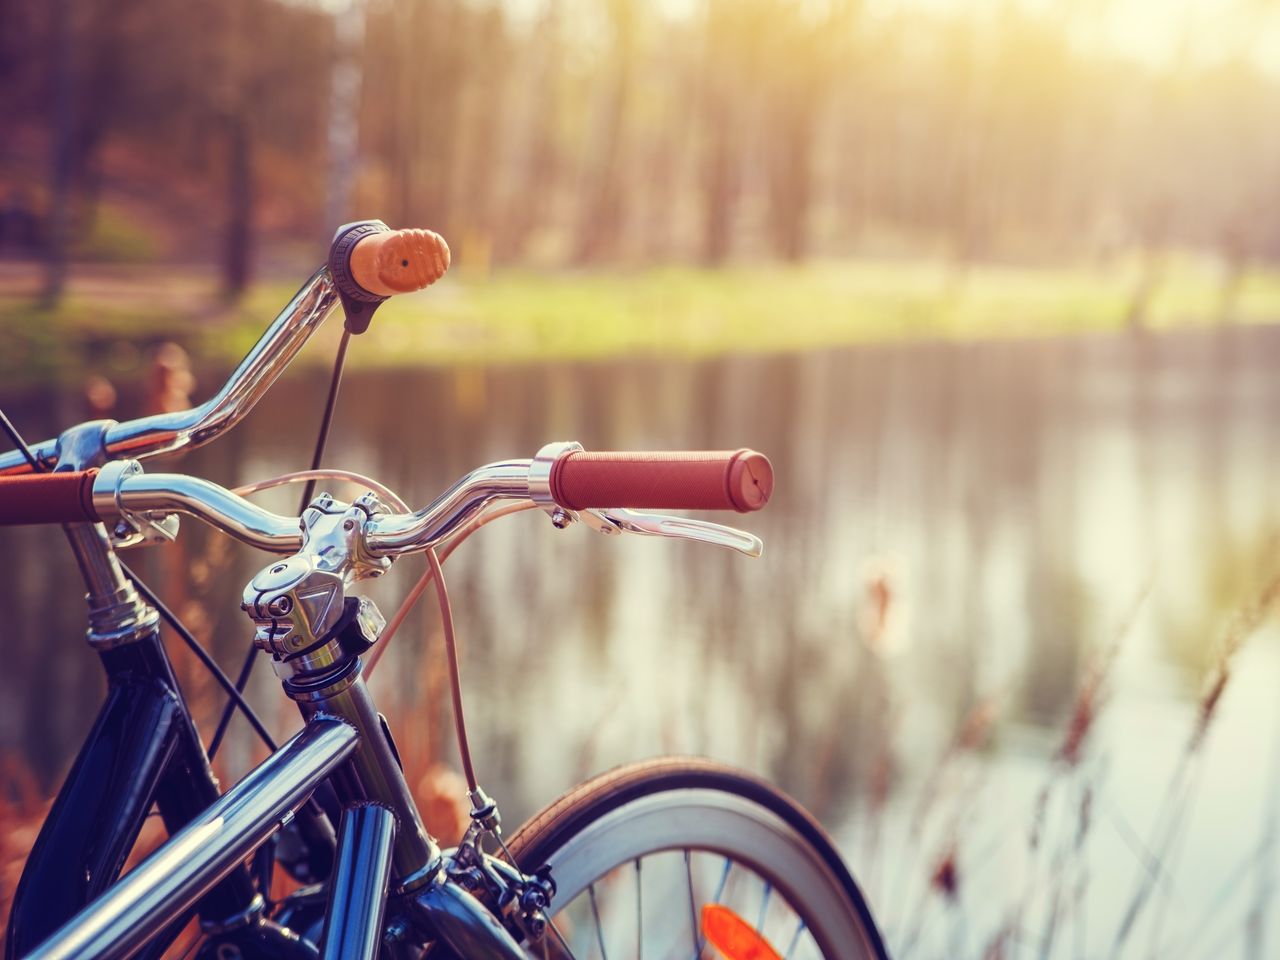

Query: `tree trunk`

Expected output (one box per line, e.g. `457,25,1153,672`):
767,104,815,262
223,114,253,299
575,0,635,264
43,0,75,308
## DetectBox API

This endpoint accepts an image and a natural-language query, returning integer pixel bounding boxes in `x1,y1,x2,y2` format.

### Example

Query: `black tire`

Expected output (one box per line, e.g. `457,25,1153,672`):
506,757,888,959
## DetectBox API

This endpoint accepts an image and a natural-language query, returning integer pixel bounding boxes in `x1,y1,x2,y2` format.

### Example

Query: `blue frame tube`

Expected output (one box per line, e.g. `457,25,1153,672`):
27,717,359,960
319,803,397,960
6,628,261,959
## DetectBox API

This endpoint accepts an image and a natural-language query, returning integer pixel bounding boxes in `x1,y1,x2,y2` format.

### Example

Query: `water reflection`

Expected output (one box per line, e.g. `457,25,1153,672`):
1,328,1279,956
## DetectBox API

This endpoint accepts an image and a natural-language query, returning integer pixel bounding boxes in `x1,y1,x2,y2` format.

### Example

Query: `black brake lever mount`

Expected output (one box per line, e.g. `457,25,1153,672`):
328,219,390,335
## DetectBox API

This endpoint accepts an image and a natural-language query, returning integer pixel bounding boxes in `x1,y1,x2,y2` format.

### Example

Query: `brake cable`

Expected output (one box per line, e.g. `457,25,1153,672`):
297,329,352,512
0,408,44,472
208,329,354,760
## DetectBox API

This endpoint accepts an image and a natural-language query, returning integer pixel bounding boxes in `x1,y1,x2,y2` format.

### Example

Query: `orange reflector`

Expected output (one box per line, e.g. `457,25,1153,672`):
701,904,783,960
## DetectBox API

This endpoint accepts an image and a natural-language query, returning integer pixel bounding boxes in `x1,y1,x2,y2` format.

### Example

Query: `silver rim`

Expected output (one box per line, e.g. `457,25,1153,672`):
533,787,878,959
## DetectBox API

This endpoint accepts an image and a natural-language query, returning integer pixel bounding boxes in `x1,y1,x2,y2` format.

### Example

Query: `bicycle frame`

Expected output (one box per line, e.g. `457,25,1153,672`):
6,623,269,958
26,719,359,960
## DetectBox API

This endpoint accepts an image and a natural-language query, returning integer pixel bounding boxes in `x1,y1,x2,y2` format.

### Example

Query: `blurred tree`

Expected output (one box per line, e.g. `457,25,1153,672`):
761,0,857,262
574,0,636,263
43,0,74,306
3,0,1280,281
498,0,563,262
697,0,759,266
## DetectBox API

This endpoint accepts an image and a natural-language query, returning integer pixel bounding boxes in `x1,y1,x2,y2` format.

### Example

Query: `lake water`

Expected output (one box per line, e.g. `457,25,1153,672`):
1,327,1279,957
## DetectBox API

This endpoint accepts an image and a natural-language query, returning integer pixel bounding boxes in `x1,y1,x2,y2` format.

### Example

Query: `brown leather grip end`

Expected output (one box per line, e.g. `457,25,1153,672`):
549,449,773,513
0,470,100,525
349,228,450,297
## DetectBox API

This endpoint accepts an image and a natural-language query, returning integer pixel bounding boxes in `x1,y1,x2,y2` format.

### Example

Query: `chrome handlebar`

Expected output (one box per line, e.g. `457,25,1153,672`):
92,453,764,561
94,457,537,557
0,269,341,476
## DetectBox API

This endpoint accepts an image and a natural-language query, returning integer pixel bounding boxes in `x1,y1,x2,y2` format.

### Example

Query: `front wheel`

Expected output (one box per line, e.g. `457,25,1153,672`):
506,757,887,959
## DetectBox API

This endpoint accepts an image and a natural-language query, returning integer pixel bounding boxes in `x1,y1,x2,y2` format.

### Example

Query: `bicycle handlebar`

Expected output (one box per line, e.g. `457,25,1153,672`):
0,447,772,557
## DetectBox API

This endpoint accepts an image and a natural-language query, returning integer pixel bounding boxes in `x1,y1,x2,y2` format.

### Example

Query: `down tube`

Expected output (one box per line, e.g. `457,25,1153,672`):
27,717,359,960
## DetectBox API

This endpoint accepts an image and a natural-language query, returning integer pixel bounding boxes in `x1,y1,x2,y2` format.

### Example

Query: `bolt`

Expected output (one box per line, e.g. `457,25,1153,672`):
113,521,131,538
268,596,293,616
550,508,571,529
343,519,355,531
271,563,287,574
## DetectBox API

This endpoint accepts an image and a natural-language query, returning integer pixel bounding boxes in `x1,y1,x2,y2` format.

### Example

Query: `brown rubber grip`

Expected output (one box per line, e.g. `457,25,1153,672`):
0,470,100,525
549,450,773,513
348,228,450,297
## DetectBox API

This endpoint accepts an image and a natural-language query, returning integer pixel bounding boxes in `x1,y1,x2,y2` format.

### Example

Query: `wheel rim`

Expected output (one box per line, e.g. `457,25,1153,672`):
530,788,879,959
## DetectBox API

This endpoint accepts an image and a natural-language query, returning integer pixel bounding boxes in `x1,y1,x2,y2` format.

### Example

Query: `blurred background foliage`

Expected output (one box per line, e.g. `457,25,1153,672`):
1,0,1279,361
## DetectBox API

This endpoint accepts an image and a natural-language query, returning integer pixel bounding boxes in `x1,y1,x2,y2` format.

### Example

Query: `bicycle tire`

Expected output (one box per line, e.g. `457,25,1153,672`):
505,756,888,959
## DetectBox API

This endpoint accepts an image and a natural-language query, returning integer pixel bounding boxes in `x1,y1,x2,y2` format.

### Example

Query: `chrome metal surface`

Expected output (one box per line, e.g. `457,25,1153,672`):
96,468,302,553
60,521,161,649
364,459,534,556
94,459,181,549
580,507,765,557
54,419,116,471
244,557,346,656
51,426,160,647
0,269,340,475
319,804,397,960
528,440,582,517
27,717,359,960
261,595,382,687
241,491,392,656
301,490,393,581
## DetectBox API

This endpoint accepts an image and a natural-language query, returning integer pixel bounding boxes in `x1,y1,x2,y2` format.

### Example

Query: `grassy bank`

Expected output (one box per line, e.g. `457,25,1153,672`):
3,255,1280,383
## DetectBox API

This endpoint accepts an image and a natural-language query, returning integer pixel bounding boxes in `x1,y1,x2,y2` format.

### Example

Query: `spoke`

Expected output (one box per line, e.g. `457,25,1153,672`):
685,850,703,959
757,881,773,932
784,919,806,960
589,883,609,960
635,858,643,960
546,912,579,960
712,857,733,905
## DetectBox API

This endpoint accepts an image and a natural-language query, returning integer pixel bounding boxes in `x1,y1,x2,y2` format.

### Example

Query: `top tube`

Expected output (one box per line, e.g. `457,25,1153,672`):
0,268,340,476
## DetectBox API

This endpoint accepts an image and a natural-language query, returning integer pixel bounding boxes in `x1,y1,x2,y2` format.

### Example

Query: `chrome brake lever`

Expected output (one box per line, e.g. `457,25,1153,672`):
578,508,763,558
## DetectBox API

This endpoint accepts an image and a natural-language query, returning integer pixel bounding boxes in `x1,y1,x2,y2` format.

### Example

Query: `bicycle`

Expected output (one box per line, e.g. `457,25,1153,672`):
0,222,887,960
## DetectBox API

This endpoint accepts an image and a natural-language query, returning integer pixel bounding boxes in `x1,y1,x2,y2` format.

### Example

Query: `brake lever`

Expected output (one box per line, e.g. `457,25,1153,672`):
577,507,763,558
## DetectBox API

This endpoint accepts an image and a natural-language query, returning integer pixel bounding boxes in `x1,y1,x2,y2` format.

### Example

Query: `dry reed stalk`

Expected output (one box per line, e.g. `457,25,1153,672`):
1111,568,1280,955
